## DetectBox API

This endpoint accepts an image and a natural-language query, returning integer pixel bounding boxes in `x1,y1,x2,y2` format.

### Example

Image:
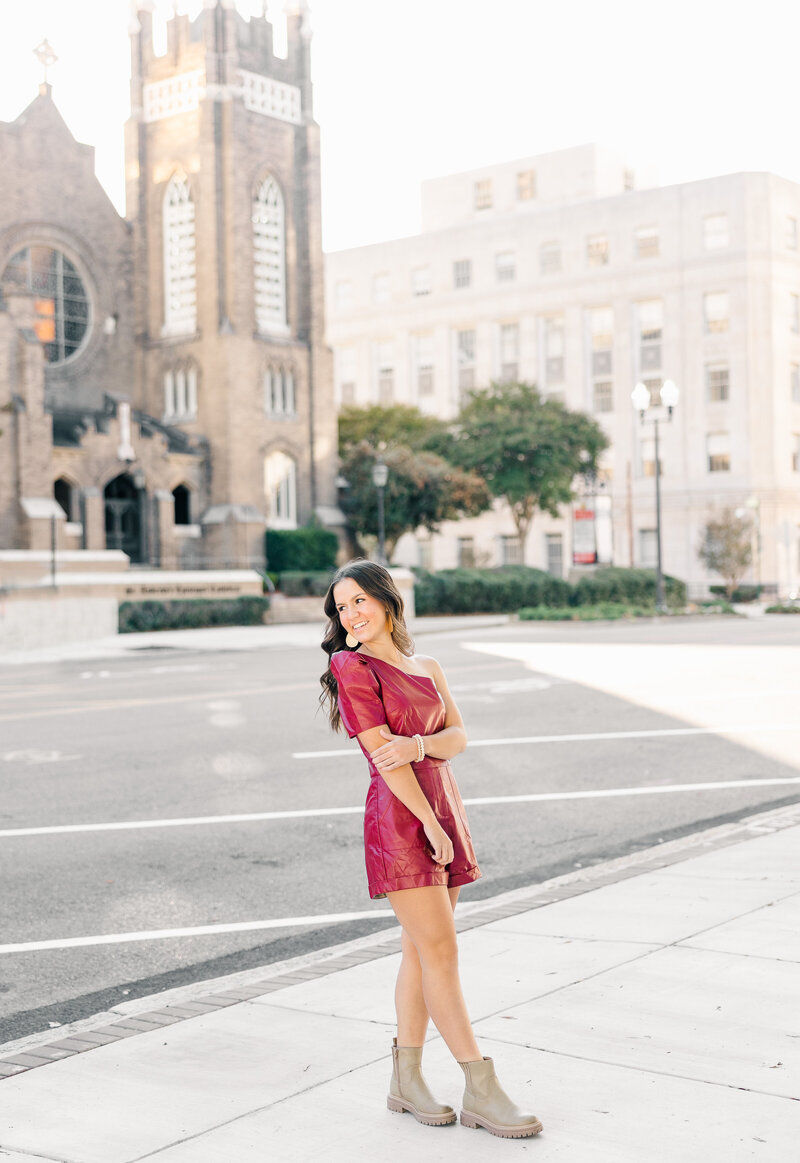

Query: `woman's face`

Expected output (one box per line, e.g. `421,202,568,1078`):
333,577,389,644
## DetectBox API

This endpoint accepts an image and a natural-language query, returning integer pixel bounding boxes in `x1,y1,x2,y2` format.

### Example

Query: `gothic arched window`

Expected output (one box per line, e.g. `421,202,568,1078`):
172,484,192,526
163,175,197,336
264,450,297,528
253,176,287,334
263,366,296,417
163,363,198,421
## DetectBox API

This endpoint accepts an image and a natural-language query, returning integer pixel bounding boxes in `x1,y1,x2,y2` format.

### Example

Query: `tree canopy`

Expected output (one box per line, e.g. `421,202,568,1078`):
338,403,448,457
338,439,491,556
446,382,609,546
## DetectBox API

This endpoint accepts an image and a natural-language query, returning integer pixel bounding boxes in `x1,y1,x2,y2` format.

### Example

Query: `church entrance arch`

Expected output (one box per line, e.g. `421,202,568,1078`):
104,474,144,563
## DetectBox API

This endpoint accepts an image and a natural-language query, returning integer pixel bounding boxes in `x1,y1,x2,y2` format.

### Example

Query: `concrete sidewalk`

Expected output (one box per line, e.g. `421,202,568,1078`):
1,802,798,1162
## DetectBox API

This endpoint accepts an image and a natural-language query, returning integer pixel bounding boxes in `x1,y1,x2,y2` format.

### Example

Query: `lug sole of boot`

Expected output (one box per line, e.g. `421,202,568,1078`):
387,1096,457,1126
460,1110,543,1138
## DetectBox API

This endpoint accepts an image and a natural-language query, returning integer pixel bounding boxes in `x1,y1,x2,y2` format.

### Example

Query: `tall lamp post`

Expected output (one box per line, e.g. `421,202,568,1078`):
372,454,389,566
631,378,679,612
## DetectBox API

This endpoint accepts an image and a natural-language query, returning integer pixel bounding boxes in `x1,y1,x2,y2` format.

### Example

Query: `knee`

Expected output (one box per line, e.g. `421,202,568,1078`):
419,934,459,971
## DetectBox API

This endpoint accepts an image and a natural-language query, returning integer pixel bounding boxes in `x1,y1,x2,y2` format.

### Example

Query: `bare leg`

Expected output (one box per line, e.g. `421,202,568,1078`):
387,884,480,1063
395,886,460,1045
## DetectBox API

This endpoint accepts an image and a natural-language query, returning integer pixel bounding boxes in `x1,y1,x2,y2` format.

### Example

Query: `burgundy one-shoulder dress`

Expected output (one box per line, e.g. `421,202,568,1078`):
330,649,482,900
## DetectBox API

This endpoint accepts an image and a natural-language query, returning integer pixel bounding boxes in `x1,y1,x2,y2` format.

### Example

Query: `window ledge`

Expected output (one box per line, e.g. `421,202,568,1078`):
265,411,298,422
64,522,83,536
173,524,201,538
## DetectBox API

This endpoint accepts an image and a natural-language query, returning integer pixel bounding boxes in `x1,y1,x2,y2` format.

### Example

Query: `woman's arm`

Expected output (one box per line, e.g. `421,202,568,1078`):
368,657,467,769
355,722,454,866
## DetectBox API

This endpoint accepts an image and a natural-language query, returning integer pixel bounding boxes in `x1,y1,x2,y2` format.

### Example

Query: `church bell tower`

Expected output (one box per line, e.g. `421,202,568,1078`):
125,0,337,563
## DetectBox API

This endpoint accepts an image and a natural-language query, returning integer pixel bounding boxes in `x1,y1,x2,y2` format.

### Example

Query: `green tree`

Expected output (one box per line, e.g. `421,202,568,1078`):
338,441,491,558
697,508,753,600
338,403,448,457
447,382,609,549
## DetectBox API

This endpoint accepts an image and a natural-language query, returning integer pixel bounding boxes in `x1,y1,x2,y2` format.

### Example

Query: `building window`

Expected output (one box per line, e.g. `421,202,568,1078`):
500,534,523,565
635,225,660,259
540,242,561,274
418,537,434,571
253,175,287,333
792,434,800,473
172,484,191,526
638,299,662,371
456,328,476,397
623,168,635,192
54,478,75,521
704,213,729,250
2,246,91,365
334,280,353,312
544,316,565,385
495,251,516,282
372,272,390,305
336,347,357,407
589,307,613,411
517,170,536,201
264,450,297,528
163,175,197,336
457,536,476,567
499,322,519,381
474,179,493,210
414,332,434,397
264,366,296,417
545,533,563,576
787,217,799,250
704,291,729,334
164,365,198,421
453,259,472,289
706,363,730,402
412,266,431,296
792,363,800,405
791,293,800,334
639,528,657,567
707,432,731,472
587,234,609,267
593,381,613,412
375,341,394,403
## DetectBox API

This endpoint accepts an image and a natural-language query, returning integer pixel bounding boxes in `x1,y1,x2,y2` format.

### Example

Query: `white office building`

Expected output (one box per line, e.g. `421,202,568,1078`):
325,145,800,596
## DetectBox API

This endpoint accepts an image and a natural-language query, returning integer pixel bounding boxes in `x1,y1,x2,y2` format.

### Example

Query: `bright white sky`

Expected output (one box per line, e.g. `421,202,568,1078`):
0,0,795,252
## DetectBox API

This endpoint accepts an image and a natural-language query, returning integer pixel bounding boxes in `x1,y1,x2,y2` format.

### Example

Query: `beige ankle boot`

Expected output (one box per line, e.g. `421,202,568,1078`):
386,1038,457,1126
458,1056,543,1138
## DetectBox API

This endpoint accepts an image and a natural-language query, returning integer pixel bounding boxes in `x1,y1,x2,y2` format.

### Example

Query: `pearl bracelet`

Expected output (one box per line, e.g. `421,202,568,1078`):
412,733,425,762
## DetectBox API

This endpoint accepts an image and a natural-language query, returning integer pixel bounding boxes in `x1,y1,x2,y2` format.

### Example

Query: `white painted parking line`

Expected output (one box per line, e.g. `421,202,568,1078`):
0,910,395,955
293,721,800,759
2,776,799,839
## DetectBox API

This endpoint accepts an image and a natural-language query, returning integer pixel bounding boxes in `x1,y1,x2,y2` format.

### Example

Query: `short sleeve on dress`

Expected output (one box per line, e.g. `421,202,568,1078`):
330,651,387,738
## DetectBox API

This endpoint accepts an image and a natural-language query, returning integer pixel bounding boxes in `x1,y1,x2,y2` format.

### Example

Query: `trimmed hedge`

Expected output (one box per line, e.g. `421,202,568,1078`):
765,603,800,614
518,603,654,622
266,527,338,572
119,596,270,633
413,565,686,616
709,584,761,602
414,566,571,615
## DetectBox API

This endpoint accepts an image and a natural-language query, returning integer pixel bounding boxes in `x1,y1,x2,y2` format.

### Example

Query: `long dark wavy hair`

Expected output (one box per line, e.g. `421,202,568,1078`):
320,559,415,732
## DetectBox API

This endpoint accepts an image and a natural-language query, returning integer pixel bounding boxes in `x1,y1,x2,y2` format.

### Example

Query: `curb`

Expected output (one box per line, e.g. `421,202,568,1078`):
2,798,799,1079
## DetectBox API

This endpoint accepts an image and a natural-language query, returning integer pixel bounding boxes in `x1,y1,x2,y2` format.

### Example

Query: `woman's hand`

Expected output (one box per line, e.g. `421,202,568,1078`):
423,818,454,866
370,728,418,772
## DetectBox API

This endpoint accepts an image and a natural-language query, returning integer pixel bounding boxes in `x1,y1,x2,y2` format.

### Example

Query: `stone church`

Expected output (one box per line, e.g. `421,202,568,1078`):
0,0,339,570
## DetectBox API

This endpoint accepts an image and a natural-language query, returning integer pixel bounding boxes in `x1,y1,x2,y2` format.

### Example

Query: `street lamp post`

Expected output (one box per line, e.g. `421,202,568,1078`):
631,378,679,613
371,454,389,566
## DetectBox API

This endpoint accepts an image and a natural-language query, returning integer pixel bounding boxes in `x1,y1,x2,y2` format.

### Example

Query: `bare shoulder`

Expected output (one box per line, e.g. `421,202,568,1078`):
413,653,446,682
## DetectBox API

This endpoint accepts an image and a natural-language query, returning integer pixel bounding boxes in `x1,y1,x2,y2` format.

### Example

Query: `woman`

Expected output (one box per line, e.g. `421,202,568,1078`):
320,559,542,1139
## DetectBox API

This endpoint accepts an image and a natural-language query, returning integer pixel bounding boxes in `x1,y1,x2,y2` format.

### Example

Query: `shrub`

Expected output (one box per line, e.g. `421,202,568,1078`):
414,566,571,615
265,526,338,572
119,596,270,633
571,567,685,609
709,584,761,603
518,603,654,622
276,570,335,597
765,603,800,614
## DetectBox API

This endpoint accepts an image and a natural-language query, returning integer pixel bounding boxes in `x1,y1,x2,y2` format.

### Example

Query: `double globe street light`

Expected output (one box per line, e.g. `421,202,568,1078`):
631,378,679,613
